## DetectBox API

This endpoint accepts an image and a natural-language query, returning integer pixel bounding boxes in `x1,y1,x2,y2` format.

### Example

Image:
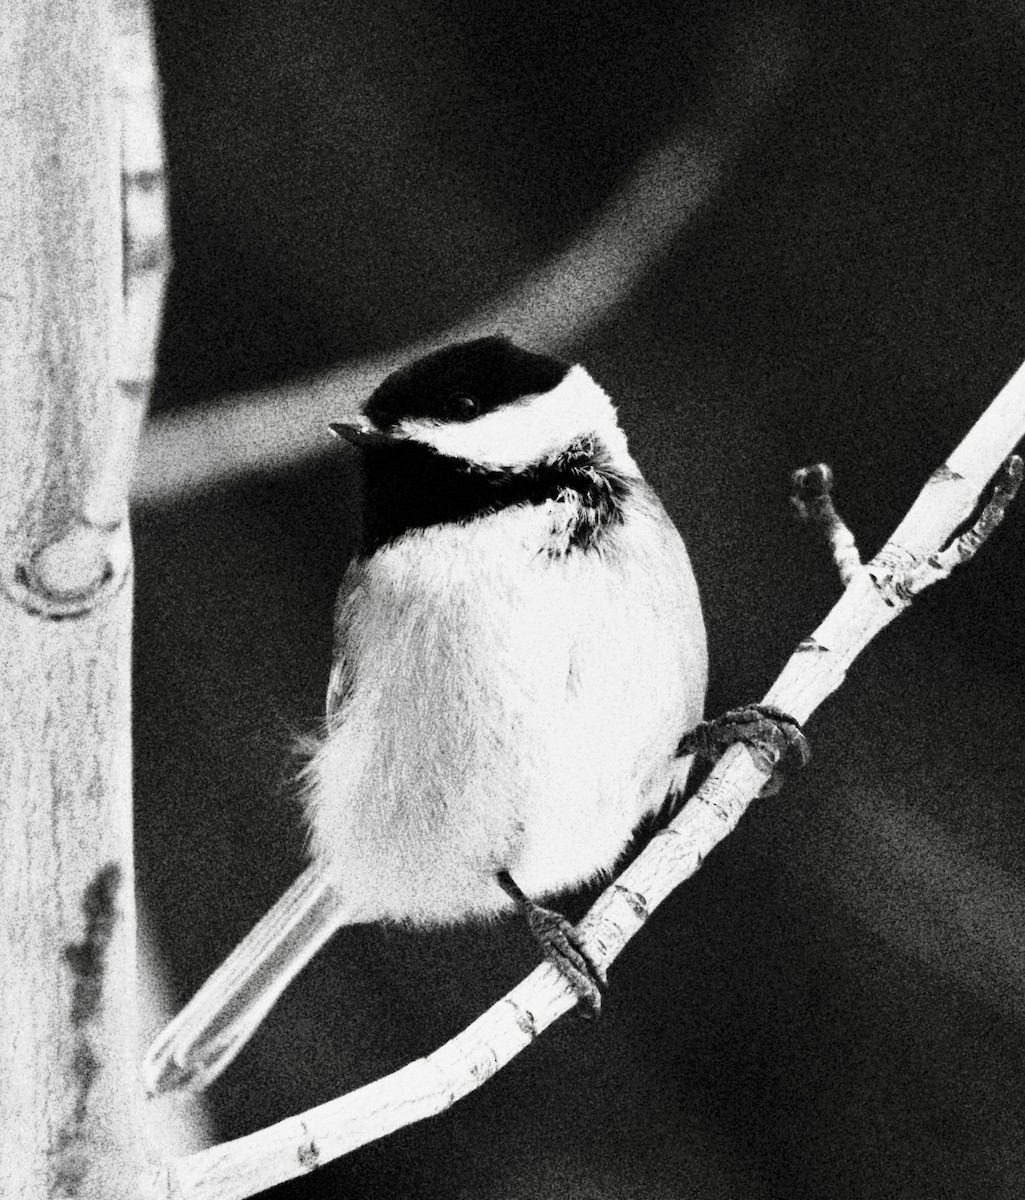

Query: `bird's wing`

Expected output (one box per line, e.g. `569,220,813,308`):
326,649,352,723
325,571,366,723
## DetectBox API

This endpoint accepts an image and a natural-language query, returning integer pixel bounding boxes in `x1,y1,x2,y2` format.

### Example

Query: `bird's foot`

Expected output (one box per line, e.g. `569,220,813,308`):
677,703,810,797
525,903,606,1018
497,871,606,1018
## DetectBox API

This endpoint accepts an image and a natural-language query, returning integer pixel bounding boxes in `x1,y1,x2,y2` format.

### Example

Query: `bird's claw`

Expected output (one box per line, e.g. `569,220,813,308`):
525,903,606,1019
677,703,810,796
497,870,606,1018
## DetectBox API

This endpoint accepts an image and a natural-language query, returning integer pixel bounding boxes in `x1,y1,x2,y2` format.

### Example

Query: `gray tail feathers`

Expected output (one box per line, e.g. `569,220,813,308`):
143,866,349,1095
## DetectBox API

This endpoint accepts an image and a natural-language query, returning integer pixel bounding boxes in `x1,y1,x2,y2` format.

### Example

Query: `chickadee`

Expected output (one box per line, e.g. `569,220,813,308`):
144,336,707,1095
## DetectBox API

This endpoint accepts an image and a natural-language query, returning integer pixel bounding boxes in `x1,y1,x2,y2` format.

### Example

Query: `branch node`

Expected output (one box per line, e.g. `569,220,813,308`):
866,543,919,608
0,517,131,620
610,884,650,924
296,1125,320,1172
502,997,539,1040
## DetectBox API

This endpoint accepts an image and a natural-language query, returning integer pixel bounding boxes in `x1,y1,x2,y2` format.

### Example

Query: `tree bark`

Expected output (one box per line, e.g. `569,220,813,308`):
0,0,148,1195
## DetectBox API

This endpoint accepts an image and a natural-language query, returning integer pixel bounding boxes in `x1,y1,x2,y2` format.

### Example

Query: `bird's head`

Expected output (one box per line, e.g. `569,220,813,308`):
331,336,633,471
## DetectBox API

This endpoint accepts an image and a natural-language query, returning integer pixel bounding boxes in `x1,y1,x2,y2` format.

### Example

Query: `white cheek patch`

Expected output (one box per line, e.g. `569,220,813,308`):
396,364,636,471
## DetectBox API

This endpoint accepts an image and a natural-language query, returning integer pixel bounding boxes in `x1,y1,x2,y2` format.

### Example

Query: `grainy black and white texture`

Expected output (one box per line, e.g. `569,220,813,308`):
138,4,1025,1198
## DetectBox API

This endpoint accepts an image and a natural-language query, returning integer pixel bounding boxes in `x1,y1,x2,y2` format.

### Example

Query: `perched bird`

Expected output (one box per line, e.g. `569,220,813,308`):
144,336,707,1095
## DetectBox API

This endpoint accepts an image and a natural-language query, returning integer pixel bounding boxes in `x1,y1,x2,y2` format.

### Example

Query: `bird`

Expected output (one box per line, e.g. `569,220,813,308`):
143,335,707,1096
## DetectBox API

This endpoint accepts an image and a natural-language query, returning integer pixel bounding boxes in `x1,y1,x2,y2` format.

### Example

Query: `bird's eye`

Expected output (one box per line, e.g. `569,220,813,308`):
445,393,480,421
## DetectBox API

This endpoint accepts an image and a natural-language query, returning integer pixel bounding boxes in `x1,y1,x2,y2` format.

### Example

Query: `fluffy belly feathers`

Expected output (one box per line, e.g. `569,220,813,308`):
303,496,706,925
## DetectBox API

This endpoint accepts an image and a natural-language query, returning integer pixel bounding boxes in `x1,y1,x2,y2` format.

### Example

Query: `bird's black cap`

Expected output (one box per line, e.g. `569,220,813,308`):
364,336,570,430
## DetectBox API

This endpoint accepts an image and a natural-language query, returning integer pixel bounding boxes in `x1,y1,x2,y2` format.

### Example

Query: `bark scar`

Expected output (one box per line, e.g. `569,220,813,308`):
50,863,122,1196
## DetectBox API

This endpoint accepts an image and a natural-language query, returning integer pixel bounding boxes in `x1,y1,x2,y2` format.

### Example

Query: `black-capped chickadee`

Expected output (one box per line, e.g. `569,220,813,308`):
144,336,708,1095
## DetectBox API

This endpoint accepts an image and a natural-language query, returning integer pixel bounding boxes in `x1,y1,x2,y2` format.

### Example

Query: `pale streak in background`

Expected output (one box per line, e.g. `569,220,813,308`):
131,6,803,507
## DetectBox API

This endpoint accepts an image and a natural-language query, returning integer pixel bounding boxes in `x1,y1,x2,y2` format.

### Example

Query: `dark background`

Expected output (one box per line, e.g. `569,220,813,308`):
136,2,1025,1196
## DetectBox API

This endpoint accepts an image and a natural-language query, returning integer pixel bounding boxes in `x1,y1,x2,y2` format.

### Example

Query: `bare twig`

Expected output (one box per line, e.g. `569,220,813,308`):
143,359,1025,1200
791,462,863,586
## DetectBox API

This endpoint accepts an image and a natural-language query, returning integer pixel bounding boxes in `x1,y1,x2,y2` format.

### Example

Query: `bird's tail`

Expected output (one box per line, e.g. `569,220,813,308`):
143,865,349,1096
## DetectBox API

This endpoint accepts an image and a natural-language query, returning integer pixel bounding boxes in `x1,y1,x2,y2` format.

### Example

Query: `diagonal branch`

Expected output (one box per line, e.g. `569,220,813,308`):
143,357,1025,1200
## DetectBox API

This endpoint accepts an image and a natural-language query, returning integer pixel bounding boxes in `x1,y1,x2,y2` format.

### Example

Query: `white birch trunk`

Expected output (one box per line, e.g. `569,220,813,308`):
0,0,151,1194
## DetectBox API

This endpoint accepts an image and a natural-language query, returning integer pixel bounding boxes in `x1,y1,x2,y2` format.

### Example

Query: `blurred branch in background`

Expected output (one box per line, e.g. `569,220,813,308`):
132,4,805,508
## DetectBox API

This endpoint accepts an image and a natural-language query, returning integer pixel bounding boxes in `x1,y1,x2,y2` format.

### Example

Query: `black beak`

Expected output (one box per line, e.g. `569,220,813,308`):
328,422,401,447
